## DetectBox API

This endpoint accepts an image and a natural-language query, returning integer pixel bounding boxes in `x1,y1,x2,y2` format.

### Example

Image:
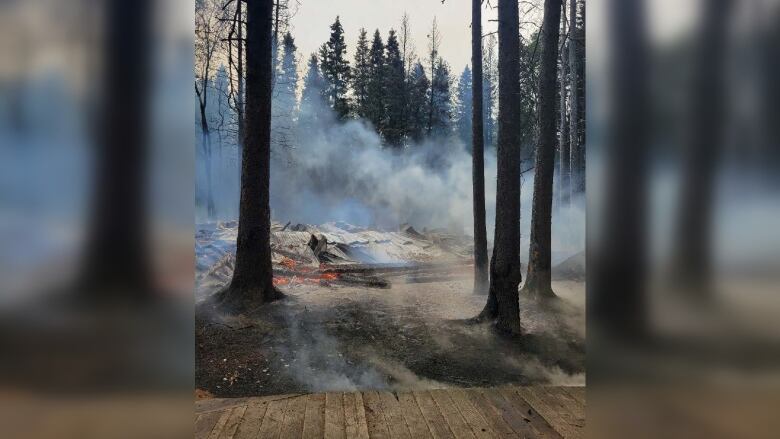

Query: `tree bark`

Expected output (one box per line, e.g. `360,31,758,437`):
589,0,649,338
670,0,731,299
477,0,522,335
217,0,282,311
524,0,562,301
571,0,585,195
559,5,571,207
472,0,489,294
79,0,151,300
236,0,245,156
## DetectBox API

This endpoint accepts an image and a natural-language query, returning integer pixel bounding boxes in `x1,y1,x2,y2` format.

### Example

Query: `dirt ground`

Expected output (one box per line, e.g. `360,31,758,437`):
196,275,585,398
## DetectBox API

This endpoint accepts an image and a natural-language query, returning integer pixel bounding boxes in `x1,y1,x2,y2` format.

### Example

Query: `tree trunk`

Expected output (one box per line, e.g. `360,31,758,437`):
559,6,571,207
477,0,522,335
472,0,489,294
670,0,731,299
199,97,216,220
236,0,245,156
523,0,562,301
568,0,580,197
217,0,282,311
79,0,151,300
589,0,649,338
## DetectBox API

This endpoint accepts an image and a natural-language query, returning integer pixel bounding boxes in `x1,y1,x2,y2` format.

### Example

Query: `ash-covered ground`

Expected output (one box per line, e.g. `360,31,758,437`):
195,221,585,398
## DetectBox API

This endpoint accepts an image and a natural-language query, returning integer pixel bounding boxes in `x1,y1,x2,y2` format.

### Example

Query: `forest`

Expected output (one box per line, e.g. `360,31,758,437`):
194,0,587,412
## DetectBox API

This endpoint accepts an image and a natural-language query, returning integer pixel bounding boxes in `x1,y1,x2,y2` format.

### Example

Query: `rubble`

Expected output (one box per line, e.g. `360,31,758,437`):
196,221,474,298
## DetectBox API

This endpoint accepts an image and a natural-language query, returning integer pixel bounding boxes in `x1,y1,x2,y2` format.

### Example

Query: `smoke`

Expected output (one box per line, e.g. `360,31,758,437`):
196,86,585,263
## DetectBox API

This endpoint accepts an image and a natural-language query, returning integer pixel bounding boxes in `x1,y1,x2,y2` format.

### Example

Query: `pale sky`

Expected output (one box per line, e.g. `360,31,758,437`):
287,0,502,75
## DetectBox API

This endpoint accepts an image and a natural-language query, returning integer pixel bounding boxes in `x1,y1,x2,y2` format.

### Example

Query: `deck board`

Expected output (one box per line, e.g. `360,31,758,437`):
196,386,585,439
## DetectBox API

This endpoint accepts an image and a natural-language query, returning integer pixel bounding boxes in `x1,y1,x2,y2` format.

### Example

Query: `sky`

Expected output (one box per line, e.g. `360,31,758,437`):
287,0,502,74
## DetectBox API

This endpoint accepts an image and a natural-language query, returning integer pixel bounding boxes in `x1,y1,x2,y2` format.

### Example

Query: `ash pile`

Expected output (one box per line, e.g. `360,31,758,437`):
196,221,474,300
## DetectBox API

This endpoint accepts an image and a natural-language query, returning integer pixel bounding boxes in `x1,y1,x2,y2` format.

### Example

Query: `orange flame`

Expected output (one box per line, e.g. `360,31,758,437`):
320,272,339,281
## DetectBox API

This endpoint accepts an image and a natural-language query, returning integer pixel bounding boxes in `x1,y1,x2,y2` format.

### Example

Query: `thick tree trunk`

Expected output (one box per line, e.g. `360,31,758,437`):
589,0,649,338
472,0,489,294
80,0,151,299
670,0,731,299
217,0,282,311
477,0,522,335
524,0,562,301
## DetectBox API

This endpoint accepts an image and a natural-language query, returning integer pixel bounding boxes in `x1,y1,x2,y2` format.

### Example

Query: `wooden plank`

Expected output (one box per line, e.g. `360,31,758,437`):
279,395,308,439
257,397,292,439
378,391,413,439
362,390,392,439
445,388,496,439
343,392,370,439
516,387,578,439
397,391,434,439
539,388,584,432
497,387,562,439
480,388,537,438
429,389,477,439
414,390,456,439
208,408,233,439
234,401,270,439
303,393,327,439
195,410,224,439
561,387,585,406
546,388,584,423
324,392,346,439
560,386,585,417
464,388,517,438
217,405,248,439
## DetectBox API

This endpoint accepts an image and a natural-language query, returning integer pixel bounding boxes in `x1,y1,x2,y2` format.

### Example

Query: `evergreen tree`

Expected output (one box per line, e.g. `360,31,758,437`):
366,30,386,132
483,34,497,149
384,29,406,147
455,65,473,148
407,61,430,143
319,16,351,119
430,57,453,137
352,28,371,119
300,53,326,128
272,32,298,154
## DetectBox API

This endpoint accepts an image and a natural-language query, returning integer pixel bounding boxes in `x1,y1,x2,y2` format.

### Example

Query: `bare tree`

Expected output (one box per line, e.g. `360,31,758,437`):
399,13,416,79
195,0,225,219
523,0,562,301
426,17,441,135
472,0,489,294
216,0,283,311
568,0,585,195
559,2,571,206
476,0,523,334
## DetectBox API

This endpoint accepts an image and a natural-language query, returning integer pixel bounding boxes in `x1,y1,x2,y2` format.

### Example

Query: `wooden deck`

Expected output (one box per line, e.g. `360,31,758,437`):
195,386,585,439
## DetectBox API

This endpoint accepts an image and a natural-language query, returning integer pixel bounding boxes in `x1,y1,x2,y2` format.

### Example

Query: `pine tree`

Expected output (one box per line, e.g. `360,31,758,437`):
455,65,473,148
272,32,298,155
384,29,406,147
319,16,351,119
523,0,563,301
366,29,386,132
407,62,430,143
430,58,453,137
352,28,371,119
483,34,498,149
299,53,326,128
217,0,282,311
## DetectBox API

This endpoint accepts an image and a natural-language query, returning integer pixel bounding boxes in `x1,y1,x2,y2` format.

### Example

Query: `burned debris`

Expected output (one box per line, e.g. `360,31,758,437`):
196,221,475,298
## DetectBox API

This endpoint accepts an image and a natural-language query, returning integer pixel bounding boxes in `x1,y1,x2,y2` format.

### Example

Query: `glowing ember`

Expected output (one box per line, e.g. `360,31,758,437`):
273,277,290,286
320,272,339,281
280,258,297,270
